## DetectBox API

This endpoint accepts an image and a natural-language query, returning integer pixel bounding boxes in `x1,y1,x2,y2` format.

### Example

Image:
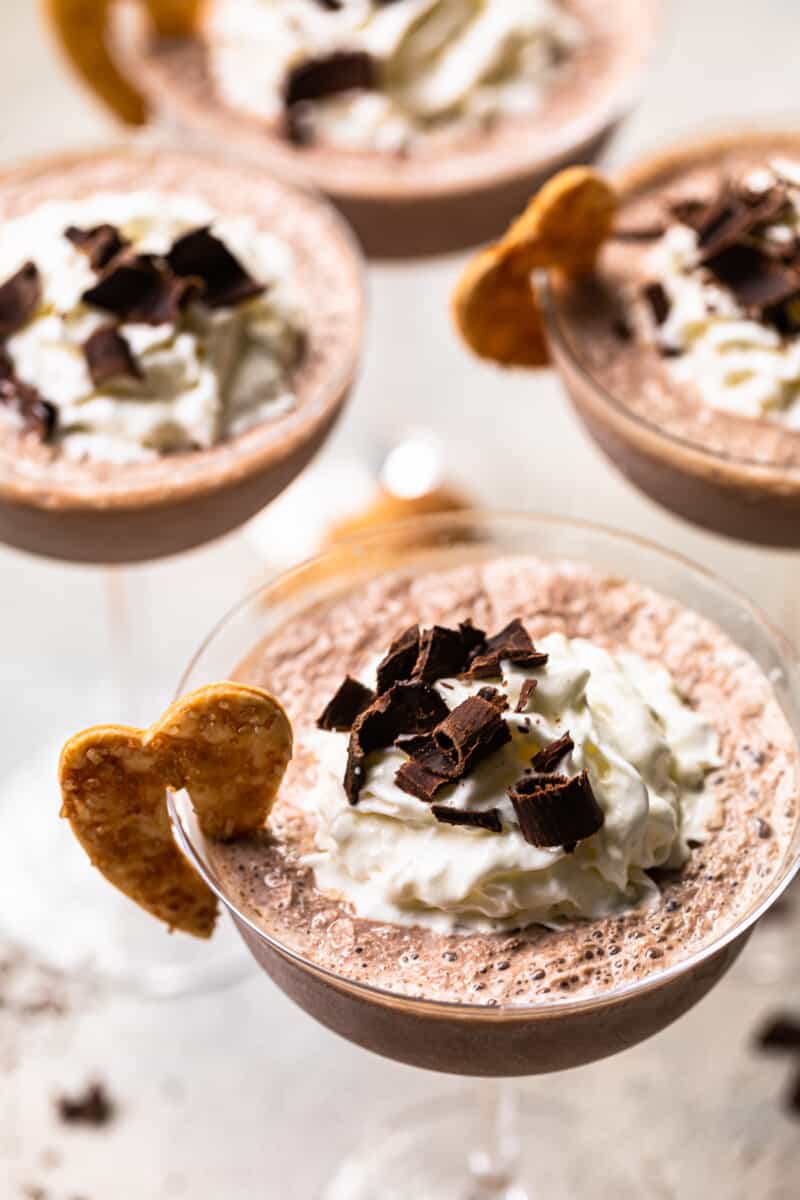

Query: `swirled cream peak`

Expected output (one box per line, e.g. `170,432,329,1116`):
307,632,721,933
646,158,800,426
206,0,581,151
0,191,305,463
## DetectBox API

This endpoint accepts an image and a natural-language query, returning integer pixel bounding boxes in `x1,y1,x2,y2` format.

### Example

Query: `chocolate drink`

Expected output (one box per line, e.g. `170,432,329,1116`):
0,146,364,562
543,131,800,546
206,555,799,1075
113,0,663,257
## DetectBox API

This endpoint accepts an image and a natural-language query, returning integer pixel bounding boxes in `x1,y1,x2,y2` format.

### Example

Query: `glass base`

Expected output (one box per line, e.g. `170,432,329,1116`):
0,740,255,998
321,1093,633,1200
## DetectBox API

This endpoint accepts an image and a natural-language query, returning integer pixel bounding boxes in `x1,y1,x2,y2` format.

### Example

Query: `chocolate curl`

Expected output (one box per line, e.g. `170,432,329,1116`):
344,681,449,805
65,224,129,271
509,770,604,850
84,324,143,387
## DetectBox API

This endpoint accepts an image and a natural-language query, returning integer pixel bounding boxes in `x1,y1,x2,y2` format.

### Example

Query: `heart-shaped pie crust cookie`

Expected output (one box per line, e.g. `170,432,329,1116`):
59,683,293,938
452,167,617,368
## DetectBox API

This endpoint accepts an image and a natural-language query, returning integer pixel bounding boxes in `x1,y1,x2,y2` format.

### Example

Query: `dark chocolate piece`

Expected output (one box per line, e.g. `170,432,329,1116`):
431,805,503,834
756,1015,800,1052
704,243,799,314
284,51,377,107
83,324,143,387
412,624,480,685
0,262,41,339
642,280,670,326
56,1082,115,1127
515,678,538,713
318,676,376,732
509,770,604,849
65,223,128,271
532,732,574,774
465,619,548,679
0,376,56,439
345,681,449,804
82,254,201,325
167,227,264,309
433,695,511,774
375,625,421,693
395,758,451,803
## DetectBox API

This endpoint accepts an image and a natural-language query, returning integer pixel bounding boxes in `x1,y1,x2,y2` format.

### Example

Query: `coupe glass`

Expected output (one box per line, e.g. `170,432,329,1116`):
169,512,800,1196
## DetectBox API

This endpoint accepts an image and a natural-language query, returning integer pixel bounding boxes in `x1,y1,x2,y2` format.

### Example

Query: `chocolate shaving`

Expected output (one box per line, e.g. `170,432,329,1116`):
509,770,604,849
395,758,451,803
317,676,376,732
167,227,264,309
0,262,41,339
515,679,538,713
345,681,448,804
532,732,574,774
611,222,667,242
83,324,143,387
412,623,484,685
433,695,511,773
704,243,800,314
642,280,670,326
0,376,56,439
476,687,509,711
376,625,421,693
284,51,377,108
431,805,503,834
65,224,129,271
395,694,511,802
82,254,202,325
465,618,548,679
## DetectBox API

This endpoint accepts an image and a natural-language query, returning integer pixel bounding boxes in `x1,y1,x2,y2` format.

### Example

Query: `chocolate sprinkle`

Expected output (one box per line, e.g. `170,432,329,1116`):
65,223,129,271
509,770,604,849
82,254,201,325
167,227,265,309
284,51,377,108
317,676,376,732
83,324,143,388
0,262,41,339
515,679,538,713
532,732,574,774
465,619,548,679
431,805,503,834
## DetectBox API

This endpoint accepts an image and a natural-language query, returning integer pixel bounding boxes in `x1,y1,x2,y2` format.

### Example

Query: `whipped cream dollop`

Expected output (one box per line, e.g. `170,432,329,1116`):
647,159,800,426
307,633,720,933
207,0,581,151
0,191,306,464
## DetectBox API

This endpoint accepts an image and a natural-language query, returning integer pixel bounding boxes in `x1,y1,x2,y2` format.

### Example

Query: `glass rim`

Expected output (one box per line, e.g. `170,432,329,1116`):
169,509,800,1017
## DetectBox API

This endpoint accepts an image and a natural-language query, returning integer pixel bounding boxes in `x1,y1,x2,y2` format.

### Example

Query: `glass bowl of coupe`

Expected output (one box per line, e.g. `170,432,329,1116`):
165,511,800,1198
538,129,800,548
43,0,665,257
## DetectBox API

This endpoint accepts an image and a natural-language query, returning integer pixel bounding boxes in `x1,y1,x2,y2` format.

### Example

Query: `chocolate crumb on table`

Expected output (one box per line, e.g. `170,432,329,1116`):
55,1081,116,1127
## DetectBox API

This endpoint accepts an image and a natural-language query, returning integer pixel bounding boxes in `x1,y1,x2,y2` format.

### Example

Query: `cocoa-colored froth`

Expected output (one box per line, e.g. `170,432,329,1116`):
0,146,364,561
209,557,799,1007
114,0,661,256
550,132,800,470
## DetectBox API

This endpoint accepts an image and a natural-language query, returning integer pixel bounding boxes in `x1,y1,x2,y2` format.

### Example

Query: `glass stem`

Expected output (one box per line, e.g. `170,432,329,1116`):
104,566,148,725
467,1080,528,1200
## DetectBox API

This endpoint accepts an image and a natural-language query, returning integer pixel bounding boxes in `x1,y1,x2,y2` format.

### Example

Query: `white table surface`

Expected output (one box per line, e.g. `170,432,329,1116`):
1,2,800,1197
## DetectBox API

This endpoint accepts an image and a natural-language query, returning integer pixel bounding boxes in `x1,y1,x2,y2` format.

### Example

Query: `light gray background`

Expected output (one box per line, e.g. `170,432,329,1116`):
1,2,799,1197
